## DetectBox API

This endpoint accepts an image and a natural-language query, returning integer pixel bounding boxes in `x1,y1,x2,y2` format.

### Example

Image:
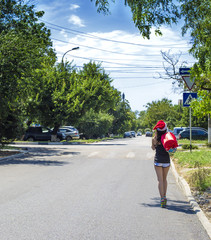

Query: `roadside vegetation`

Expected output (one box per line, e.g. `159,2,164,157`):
173,141,211,192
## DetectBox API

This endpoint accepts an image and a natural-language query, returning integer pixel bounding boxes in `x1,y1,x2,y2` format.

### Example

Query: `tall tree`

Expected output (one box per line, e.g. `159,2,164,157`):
91,0,211,92
138,98,180,130
75,61,121,118
0,0,55,142
27,61,121,134
110,100,136,134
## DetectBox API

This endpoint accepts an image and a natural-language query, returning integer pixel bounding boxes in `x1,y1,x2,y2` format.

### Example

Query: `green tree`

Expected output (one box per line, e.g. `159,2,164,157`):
25,61,79,133
26,61,121,136
137,110,148,132
91,0,211,115
175,106,208,129
144,98,176,129
110,100,136,134
0,1,55,142
77,109,114,139
91,0,210,49
191,91,211,118
75,62,121,117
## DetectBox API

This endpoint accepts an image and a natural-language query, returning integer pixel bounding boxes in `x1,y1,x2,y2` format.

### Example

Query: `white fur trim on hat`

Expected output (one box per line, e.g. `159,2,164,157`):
157,122,167,131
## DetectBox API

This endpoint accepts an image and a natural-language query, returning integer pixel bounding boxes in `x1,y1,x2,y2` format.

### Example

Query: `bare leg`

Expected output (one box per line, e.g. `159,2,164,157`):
162,166,170,197
154,166,165,198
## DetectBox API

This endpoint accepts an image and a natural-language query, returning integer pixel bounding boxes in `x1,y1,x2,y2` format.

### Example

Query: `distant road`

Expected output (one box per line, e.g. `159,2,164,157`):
0,137,209,240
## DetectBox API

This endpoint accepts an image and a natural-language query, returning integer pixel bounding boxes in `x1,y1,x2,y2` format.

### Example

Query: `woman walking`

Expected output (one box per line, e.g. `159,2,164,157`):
151,120,170,208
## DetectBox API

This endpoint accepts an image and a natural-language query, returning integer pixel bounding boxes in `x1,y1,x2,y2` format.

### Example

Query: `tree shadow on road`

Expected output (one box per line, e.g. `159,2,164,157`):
85,143,127,146
140,198,197,215
0,147,81,166
0,158,70,166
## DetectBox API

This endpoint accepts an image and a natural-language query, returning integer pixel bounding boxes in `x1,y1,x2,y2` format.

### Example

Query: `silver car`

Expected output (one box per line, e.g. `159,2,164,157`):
58,126,80,141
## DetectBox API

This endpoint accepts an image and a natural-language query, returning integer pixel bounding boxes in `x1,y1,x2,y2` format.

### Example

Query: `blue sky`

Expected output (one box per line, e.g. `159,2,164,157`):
36,0,195,112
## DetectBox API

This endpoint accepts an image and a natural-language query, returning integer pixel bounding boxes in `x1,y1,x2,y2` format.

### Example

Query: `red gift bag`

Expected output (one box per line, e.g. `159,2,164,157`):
161,132,178,152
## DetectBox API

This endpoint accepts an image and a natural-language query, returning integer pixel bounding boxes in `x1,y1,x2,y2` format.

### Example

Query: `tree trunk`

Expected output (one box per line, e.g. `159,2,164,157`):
51,124,60,142
51,135,57,142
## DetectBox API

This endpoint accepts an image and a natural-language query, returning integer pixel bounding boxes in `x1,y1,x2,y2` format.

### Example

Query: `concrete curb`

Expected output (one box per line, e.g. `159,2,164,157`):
171,160,211,238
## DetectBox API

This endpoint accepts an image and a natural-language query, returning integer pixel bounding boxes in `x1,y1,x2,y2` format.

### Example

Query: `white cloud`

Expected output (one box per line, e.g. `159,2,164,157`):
68,15,85,27
53,28,195,111
70,4,80,11
60,29,68,39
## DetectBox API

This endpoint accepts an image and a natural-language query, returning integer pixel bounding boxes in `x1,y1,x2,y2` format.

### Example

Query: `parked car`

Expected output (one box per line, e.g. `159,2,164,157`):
23,126,65,141
62,126,78,131
124,132,132,138
184,127,208,132
173,127,184,139
130,131,136,137
145,131,153,137
58,127,80,141
174,127,207,139
178,129,208,140
137,132,142,136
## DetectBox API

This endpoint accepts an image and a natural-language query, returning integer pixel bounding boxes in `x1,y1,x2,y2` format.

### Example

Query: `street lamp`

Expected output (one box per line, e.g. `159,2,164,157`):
61,47,79,66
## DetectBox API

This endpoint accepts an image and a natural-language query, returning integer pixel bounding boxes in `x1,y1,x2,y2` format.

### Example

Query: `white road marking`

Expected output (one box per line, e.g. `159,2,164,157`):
126,152,135,158
88,152,99,157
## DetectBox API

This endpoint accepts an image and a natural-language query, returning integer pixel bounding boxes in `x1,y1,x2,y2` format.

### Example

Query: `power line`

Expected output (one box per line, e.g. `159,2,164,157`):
112,76,158,79
53,37,173,57
107,70,164,73
42,20,191,48
62,54,164,68
117,81,166,89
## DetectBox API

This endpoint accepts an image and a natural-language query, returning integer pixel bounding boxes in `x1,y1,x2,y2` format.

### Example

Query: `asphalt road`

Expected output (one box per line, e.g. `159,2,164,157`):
0,137,209,240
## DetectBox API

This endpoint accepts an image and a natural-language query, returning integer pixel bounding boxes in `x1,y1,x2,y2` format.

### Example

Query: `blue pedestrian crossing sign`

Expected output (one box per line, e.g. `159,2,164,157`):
183,93,197,107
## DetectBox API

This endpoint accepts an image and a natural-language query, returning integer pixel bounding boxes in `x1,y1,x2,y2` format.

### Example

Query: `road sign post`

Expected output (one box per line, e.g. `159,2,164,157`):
180,68,198,151
189,107,192,152
183,93,197,152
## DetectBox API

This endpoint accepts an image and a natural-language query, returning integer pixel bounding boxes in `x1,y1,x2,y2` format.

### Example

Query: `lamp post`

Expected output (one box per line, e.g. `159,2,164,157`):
61,47,79,68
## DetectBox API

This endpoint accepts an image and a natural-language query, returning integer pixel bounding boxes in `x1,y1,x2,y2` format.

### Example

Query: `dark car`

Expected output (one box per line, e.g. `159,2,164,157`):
23,126,65,141
130,131,136,137
124,132,132,138
145,131,153,137
178,129,208,140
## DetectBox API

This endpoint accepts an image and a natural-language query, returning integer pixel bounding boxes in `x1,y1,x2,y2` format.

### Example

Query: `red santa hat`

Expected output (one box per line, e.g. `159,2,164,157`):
153,120,167,131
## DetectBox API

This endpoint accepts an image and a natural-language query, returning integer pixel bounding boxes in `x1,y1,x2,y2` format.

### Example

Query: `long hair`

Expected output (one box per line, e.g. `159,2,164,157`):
157,129,167,143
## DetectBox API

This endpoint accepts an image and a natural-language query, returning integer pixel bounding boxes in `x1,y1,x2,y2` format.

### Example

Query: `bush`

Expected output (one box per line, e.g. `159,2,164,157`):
206,143,211,148
181,144,198,150
77,109,114,139
189,162,211,192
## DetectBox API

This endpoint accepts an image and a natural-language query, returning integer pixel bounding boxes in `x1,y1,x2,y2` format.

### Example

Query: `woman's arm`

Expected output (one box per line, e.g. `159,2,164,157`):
151,136,157,150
